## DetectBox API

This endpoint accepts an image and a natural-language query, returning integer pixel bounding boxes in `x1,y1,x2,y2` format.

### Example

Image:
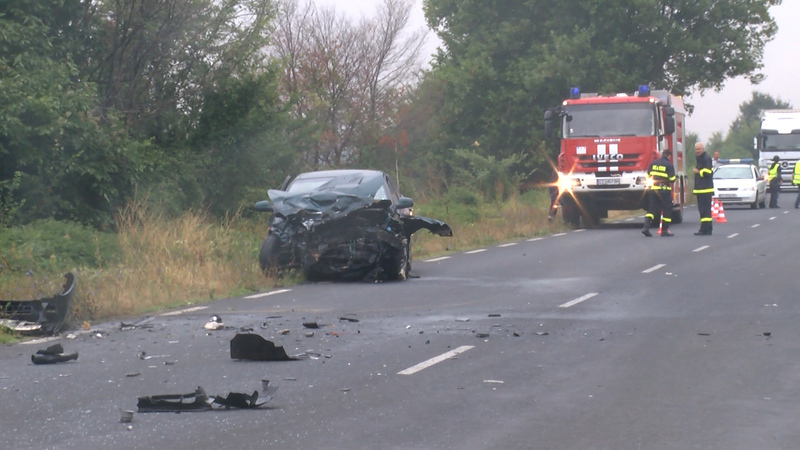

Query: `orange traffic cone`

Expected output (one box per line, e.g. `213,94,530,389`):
716,200,727,223
711,197,719,219
657,217,662,234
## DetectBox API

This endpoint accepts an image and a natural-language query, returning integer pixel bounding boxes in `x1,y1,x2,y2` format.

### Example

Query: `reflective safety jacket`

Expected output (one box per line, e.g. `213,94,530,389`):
768,162,781,183
693,151,714,195
648,156,676,190
794,161,800,186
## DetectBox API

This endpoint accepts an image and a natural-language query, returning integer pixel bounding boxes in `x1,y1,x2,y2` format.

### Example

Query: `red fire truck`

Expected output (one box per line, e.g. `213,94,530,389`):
544,85,687,227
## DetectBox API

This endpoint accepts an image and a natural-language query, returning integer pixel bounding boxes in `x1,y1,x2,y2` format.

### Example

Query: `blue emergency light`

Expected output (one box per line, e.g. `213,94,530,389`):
569,87,580,99
637,85,650,97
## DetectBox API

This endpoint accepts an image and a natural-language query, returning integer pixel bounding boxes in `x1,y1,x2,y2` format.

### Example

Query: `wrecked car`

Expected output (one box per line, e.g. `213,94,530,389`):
254,170,452,280
0,272,74,334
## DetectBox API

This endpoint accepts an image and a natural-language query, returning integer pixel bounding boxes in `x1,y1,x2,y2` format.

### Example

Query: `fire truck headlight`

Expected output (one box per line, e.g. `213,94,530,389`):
557,176,580,192
643,177,654,188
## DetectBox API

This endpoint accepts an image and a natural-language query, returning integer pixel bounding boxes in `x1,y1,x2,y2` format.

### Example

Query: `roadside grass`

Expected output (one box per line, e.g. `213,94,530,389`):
0,189,565,330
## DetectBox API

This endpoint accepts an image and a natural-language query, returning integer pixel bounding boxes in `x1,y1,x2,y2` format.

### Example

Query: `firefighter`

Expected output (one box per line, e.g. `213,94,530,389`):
767,155,782,208
548,169,559,221
693,142,714,235
793,160,800,209
642,149,676,237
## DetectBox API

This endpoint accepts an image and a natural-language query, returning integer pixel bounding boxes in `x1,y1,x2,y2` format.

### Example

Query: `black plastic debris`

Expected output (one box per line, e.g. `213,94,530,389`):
138,381,278,412
137,387,213,412
31,343,79,365
1,273,75,335
339,316,359,323
302,322,320,329
230,333,296,361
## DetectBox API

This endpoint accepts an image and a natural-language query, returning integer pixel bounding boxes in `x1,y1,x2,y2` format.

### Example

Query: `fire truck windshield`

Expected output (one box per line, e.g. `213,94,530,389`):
563,103,655,138
763,134,800,151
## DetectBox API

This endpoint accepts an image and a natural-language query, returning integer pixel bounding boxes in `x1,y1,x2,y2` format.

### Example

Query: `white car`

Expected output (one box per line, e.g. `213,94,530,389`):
712,164,766,209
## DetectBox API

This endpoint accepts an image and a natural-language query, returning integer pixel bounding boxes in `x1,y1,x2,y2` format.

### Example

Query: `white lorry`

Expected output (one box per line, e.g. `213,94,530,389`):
755,109,800,190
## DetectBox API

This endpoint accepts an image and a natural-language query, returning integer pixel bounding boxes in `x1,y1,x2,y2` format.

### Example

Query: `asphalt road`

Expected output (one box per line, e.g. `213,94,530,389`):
2,205,799,449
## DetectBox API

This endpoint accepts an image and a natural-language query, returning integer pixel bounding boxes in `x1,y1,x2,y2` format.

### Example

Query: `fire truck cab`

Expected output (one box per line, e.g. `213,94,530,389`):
544,86,687,227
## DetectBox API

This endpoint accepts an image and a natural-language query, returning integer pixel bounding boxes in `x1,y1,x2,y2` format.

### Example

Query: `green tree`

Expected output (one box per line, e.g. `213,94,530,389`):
0,0,146,227
422,0,780,182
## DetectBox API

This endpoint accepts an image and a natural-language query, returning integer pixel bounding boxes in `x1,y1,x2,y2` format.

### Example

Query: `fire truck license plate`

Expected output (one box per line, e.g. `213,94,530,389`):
597,178,620,185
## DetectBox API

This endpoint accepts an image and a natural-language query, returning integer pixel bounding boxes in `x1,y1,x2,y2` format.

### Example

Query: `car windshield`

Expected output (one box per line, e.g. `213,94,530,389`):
714,167,753,180
563,102,656,138
285,177,336,193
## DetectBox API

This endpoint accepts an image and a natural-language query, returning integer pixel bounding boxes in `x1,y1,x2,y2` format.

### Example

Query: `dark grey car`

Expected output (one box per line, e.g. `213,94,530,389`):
254,170,452,281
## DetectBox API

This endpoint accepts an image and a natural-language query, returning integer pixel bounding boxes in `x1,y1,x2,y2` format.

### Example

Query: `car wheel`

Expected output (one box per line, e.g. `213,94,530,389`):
385,240,410,281
671,207,683,224
759,195,766,208
561,201,580,227
258,234,281,274
751,198,758,209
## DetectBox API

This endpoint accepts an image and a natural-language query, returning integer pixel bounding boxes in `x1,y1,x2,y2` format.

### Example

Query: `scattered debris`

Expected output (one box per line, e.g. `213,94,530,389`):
120,320,154,331
302,322,320,329
698,332,711,336
488,314,501,317
304,332,315,338
278,329,290,335
535,331,549,336
126,373,141,378
763,332,772,337
339,316,359,323
455,318,470,322
137,381,278,412
120,409,134,423
137,351,170,360
137,386,212,412
475,333,490,338
31,343,78,365
204,315,224,330
0,273,75,335
230,333,297,361
483,380,504,384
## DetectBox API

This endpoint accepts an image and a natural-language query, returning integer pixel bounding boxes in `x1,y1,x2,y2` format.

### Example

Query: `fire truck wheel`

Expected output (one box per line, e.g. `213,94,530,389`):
561,202,580,227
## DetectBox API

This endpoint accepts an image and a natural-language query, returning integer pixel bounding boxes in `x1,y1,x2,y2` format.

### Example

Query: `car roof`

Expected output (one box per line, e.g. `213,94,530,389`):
293,169,384,180
716,164,755,169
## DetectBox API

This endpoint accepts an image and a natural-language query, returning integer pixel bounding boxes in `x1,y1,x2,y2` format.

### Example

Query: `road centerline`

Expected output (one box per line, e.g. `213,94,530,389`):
642,264,666,274
560,293,599,308
397,345,475,375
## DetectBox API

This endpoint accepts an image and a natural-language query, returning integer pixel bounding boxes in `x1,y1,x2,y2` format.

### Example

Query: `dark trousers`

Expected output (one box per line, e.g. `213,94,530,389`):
769,180,780,207
795,188,800,208
697,194,713,232
644,189,672,229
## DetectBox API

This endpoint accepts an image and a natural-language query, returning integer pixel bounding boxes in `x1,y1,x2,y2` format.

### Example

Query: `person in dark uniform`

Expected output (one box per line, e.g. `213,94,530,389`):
693,142,714,235
548,169,559,221
793,160,800,209
767,155,782,208
642,149,676,237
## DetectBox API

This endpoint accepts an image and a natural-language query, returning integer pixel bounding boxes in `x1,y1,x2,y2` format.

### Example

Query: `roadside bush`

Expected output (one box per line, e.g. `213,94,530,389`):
0,219,120,275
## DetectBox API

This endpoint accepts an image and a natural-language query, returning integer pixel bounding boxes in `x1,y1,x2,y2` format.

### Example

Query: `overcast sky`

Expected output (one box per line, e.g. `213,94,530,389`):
318,0,800,143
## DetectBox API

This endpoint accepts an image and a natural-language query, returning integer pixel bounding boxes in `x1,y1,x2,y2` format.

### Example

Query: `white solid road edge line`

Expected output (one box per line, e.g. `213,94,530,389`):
642,264,666,274
424,256,451,262
559,292,598,308
465,249,487,254
244,289,292,299
161,306,209,316
397,345,475,375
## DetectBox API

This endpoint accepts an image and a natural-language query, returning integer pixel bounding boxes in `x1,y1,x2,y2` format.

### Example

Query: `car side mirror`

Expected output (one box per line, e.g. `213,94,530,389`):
254,200,273,213
396,197,414,209
664,117,675,135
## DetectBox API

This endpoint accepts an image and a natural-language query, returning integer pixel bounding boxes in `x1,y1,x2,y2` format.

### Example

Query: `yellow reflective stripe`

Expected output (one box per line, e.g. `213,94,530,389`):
651,186,672,190
662,218,672,223
650,170,668,178
668,176,676,182
700,218,713,222
693,188,714,194
645,213,654,219
699,168,712,176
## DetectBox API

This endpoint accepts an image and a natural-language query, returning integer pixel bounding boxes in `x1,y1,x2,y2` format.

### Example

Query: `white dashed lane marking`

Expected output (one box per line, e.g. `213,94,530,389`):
751,224,760,228
693,245,709,253
398,345,475,375
727,233,739,238
498,243,518,248
527,237,544,242
553,233,567,237
465,249,487,254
